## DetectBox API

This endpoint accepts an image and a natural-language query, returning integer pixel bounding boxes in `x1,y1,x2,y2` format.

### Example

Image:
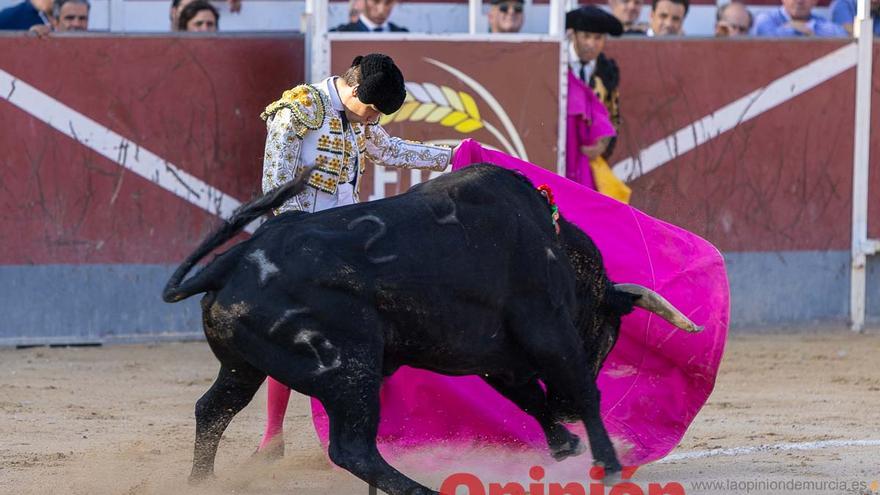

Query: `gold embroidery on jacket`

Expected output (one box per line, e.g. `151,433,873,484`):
260,85,325,132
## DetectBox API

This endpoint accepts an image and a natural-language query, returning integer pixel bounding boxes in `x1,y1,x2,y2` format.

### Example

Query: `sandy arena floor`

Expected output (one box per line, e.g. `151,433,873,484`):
1,330,879,495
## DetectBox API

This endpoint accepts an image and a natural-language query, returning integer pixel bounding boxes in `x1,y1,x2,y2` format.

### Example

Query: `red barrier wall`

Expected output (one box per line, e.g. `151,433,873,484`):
605,39,879,253
0,35,305,265
2,38,878,262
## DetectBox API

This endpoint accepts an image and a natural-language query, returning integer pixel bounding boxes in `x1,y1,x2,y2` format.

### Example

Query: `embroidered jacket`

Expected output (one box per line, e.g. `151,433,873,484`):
261,79,453,213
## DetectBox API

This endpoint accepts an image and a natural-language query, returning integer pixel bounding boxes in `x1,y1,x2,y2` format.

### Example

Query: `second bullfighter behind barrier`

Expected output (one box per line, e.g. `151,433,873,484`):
163,163,703,495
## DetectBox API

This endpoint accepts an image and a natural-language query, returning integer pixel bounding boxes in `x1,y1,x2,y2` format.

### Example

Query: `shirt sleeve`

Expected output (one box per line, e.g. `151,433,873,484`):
753,12,780,36
363,124,453,171
820,20,849,36
262,107,308,214
830,0,856,24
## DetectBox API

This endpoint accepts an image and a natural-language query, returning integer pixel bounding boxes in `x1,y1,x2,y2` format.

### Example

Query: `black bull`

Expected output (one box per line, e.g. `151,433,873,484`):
163,164,702,495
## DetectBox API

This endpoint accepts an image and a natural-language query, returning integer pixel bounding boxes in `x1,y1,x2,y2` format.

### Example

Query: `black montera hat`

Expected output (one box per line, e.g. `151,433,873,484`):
565,5,624,36
352,53,406,115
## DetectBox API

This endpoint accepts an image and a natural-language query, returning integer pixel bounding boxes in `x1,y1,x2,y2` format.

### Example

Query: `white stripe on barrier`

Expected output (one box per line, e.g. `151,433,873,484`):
612,43,859,182
659,439,880,462
0,69,256,233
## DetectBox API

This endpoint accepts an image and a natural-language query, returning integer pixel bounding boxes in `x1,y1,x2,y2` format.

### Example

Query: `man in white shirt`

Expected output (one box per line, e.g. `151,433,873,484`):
647,0,688,35
331,0,409,31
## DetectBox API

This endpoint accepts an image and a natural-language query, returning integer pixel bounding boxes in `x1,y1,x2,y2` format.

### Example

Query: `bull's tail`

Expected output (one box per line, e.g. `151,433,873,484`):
162,168,313,303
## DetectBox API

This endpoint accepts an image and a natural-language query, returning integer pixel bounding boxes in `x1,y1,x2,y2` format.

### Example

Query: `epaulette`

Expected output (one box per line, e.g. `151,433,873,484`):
260,85,326,134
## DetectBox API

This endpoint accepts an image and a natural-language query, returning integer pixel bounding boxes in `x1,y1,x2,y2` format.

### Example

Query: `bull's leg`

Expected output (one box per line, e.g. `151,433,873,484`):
190,363,266,482
323,381,438,495
579,382,621,474
538,369,621,474
508,315,622,476
482,376,585,461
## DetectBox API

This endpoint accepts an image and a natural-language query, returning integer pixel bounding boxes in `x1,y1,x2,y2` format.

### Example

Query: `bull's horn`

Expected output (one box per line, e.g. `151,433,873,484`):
614,283,704,333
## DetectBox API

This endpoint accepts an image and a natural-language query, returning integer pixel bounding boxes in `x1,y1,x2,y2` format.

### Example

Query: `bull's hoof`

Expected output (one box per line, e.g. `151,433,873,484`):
602,471,623,487
550,434,586,461
601,468,622,486
592,461,623,485
188,471,216,485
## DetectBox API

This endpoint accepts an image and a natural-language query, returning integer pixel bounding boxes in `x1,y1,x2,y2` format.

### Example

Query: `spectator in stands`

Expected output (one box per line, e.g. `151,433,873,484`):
830,0,880,35
53,0,88,31
715,1,752,36
171,0,237,31
0,0,52,31
647,0,688,35
754,0,847,36
331,0,408,31
171,0,195,30
608,0,649,34
347,0,364,23
488,0,524,33
178,0,218,31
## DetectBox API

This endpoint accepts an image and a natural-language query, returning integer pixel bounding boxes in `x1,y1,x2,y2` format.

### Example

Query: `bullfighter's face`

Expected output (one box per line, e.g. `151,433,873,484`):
347,87,383,125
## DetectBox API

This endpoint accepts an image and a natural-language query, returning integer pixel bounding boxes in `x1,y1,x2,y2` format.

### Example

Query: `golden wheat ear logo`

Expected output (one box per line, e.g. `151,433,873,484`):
380,83,483,134
381,58,529,161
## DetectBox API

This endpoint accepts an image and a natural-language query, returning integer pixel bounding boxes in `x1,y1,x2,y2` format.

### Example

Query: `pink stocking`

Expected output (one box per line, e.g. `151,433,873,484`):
259,377,291,451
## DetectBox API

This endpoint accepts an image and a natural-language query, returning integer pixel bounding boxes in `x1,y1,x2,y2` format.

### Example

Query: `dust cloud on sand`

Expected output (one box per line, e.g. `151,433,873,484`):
1,330,878,494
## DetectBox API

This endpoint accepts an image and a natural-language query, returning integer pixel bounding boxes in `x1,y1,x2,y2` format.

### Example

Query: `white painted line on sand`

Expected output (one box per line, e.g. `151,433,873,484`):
660,439,880,463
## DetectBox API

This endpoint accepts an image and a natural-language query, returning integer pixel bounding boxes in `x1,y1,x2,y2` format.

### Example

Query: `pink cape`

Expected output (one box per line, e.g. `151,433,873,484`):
312,140,729,466
566,70,617,189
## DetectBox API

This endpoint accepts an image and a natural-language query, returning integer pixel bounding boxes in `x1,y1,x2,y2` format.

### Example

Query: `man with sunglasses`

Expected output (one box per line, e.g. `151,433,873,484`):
488,0,524,33
257,54,454,456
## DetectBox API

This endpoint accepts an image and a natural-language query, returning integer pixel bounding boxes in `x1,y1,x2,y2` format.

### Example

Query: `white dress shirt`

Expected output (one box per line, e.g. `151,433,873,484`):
359,14,388,32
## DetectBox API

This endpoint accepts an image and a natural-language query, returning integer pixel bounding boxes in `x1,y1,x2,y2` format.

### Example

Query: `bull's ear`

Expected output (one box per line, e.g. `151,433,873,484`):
622,293,641,314
605,287,639,316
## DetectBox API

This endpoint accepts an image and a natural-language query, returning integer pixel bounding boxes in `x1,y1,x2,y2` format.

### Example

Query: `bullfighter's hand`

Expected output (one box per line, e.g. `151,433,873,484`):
452,142,462,157
580,138,609,160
